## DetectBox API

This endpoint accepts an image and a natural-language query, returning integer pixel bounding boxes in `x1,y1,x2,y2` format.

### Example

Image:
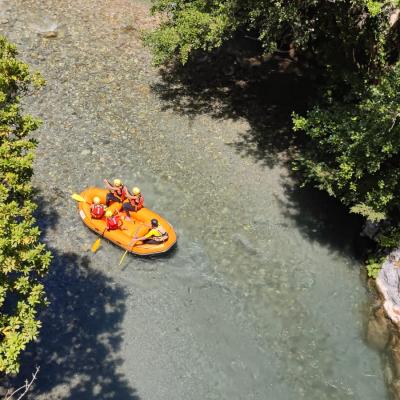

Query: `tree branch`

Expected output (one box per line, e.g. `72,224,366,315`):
388,113,399,133
4,366,40,400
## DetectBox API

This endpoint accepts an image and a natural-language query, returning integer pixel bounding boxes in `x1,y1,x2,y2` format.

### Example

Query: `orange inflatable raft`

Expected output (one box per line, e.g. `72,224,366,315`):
77,187,177,256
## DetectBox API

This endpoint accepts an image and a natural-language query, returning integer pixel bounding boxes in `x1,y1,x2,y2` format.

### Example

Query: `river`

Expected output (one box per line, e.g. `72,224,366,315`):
0,0,388,399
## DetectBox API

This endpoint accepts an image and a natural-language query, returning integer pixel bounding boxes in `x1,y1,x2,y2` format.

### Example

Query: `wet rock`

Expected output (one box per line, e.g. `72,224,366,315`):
391,334,400,379
376,250,400,324
41,30,57,38
232,233,258,255
121,24,136,32
367,306,390,350
392,379,400,400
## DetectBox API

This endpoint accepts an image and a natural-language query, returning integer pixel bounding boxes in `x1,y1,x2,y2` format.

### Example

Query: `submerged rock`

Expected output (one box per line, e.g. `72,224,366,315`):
232,233,258,255
367,305,390,351
42,30,57,38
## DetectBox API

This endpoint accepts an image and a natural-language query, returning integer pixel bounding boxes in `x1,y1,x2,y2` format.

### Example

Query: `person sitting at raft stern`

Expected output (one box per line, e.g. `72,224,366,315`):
105,209,124,231
90,196,105,219
132,218,168,245
104,178,128,206
123,186,144,220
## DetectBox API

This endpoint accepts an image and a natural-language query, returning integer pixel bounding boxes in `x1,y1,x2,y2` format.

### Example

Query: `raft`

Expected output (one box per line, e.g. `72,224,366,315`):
77,187,177,256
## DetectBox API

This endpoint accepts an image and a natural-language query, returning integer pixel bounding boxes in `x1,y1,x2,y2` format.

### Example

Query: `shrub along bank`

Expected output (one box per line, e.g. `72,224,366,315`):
0,35,51,374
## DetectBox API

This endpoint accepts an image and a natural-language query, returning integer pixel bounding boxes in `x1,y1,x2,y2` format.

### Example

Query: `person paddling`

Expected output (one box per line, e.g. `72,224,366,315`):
105,209,124,231
131,218,168,245
104,178,127,206
123,186,144,220
90,196,105,219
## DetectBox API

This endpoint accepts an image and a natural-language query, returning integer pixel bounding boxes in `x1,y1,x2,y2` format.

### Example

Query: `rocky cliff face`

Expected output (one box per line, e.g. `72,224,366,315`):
370,253,400,399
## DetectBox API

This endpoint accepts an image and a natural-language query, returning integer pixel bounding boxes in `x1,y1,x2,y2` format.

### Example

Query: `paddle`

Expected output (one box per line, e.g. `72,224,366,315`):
92,227,107,253
71,193,88,203
118,226,141,266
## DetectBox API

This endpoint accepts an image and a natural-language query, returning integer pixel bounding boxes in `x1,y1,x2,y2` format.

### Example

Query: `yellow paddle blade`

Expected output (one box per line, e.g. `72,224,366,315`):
119,250,128,266
71,193,86,202
91,237,101,253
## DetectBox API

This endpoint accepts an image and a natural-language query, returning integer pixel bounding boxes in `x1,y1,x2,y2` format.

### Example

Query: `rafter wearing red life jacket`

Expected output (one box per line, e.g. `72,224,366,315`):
112,186,126,202
90,204,105,219
130,194,144,211
106,214,122,230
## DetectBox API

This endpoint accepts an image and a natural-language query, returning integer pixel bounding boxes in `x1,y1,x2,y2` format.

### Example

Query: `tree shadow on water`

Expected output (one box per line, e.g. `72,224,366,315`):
152,38,368,258
152,36,316,167
6,195,140,399
276,181,368,260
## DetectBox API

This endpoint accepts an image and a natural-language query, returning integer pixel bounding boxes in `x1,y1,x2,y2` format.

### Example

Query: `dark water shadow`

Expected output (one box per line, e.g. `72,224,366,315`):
4,194,140,399
152,36,316,168
276,182,368,260
152,37,369,258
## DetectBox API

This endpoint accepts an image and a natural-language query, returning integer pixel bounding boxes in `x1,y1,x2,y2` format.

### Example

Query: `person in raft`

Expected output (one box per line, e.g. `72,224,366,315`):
103,178,128,206
123,186,144,220
105,209,124,231
90,196,105,219
132,218,168,245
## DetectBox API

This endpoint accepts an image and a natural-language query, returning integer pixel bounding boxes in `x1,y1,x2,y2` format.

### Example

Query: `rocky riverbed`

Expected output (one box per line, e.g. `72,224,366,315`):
0,0,390,399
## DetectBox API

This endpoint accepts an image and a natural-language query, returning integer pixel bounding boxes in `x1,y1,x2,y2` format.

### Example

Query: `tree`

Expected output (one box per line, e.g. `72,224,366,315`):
292,62,400,223
145,0,397,75
0,36,51,374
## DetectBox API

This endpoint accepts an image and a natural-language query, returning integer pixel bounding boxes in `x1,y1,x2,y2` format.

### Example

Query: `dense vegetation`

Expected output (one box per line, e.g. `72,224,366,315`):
0,36,51,374
145,0,400,264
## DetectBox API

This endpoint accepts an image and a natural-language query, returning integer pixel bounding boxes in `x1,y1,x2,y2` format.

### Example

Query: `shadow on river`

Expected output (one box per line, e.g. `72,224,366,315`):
5,196,140,400
152,36,367,259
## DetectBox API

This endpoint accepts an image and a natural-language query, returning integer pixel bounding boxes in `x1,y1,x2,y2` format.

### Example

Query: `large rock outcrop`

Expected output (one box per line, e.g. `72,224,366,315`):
371,251,400,399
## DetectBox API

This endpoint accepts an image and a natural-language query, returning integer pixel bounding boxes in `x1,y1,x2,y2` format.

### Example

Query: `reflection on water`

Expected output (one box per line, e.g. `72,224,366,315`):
0,0,388,399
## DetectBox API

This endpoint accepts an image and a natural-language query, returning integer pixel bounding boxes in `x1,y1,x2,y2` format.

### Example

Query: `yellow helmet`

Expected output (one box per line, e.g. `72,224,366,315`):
113,178,122,187
105,210,113,218
132,187,141,195
93,196,101,205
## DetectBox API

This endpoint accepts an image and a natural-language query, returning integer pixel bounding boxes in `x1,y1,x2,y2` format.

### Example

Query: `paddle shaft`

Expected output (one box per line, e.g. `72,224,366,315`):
92,226,107,253
118,227,141,266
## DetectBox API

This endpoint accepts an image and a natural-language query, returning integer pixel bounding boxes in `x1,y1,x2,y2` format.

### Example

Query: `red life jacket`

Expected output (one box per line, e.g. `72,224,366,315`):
112,186,126,202
91,204,105,219
130,195,144,210
107,215,120,230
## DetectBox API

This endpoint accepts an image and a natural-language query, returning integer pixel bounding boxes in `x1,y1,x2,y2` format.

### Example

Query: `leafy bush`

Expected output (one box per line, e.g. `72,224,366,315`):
144,0,395,72
366,256,385,278
0,36,51,374
292,62,400,224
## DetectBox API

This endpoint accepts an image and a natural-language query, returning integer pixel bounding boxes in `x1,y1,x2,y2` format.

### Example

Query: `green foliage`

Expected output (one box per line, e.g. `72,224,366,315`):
350,204,386,222
366,255,385,278
293,63,400,228
0,35,51,374
376,225,400,248
144,0,233,64
145,0,397,72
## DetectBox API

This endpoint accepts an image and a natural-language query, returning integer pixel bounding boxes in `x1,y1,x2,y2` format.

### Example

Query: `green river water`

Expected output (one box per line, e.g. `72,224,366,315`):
0,0,389,399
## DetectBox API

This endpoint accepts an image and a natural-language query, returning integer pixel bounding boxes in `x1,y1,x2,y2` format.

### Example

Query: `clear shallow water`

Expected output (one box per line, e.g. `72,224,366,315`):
1,0,388,399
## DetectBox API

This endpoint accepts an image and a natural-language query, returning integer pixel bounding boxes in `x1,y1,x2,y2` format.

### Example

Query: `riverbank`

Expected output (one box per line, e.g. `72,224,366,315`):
0,0,388,399
367,252,400,400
